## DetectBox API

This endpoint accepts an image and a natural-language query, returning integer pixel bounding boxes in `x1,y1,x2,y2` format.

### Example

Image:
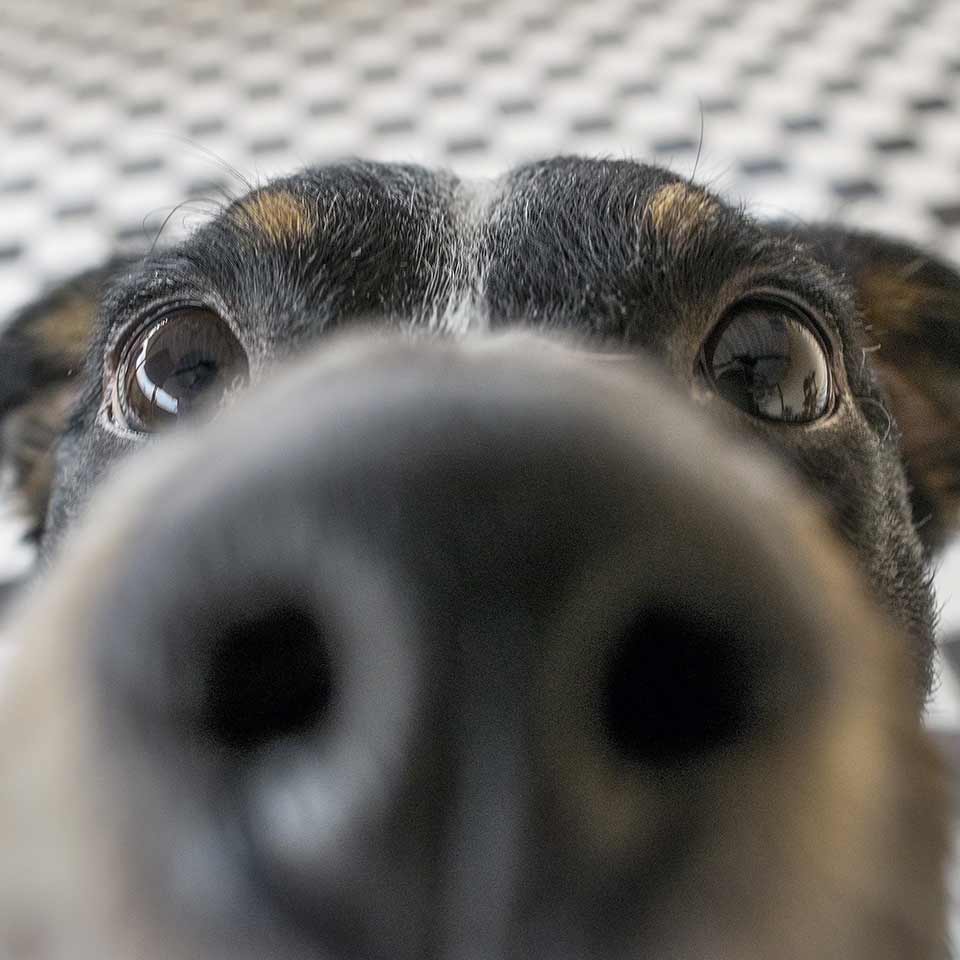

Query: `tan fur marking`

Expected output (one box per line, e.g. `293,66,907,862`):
858,269,930,336
858,269,960,541
3,386,80,526
30,294,96,369
645,182,719,248
232,190,315,245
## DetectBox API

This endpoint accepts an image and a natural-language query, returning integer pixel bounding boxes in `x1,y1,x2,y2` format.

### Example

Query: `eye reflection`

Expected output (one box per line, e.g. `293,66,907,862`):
117,308,249,433
704,300,832,423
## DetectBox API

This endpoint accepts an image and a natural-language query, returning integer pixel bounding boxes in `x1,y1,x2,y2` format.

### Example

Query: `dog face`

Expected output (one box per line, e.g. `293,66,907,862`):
6,160,954,683
0,158,955,958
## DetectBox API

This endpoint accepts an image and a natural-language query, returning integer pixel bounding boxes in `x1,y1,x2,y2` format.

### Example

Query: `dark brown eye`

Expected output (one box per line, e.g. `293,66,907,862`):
117,308,248,433
703,299,833,423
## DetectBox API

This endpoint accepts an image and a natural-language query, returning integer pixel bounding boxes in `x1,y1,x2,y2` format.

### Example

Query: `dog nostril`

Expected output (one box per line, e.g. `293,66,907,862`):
200,603,334,752
603,608,759,766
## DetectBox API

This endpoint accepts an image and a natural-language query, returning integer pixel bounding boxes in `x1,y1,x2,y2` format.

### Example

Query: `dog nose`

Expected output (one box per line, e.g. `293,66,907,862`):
69,335,909,958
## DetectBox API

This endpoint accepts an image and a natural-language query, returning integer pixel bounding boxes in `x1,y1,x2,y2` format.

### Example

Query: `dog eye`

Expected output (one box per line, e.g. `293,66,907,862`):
702,299,832,423
116,308,249,433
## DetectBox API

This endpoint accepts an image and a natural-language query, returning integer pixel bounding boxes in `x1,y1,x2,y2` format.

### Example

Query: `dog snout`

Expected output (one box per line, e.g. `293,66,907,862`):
0,334,942,960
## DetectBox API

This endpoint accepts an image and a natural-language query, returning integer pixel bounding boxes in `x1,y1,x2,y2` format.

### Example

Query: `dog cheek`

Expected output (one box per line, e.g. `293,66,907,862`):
41,423,140,557
757,423,937,694
829,471,936,695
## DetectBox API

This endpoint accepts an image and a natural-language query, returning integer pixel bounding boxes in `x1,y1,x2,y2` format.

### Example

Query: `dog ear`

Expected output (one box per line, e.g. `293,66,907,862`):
0,267,110,539
775,225,960,552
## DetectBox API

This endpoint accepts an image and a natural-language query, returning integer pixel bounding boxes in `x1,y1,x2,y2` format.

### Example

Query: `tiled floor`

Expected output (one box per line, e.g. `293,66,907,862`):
2,0,960,945
2,0,960,327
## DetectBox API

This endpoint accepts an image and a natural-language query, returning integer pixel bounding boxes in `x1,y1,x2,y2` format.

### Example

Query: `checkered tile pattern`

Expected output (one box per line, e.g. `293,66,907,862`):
2,0,960,941
3,0,960,325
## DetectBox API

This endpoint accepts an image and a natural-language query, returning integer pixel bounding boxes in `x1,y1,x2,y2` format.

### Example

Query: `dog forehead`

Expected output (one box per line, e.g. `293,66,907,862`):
219,159,725,266
230,189,317,246
197,158,746,341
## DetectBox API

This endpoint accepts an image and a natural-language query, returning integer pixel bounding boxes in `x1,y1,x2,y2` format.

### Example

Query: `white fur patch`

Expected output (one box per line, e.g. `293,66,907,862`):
423,175,502,337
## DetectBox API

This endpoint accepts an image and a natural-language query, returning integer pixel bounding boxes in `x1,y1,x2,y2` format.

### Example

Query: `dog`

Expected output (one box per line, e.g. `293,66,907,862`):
0,157,954,959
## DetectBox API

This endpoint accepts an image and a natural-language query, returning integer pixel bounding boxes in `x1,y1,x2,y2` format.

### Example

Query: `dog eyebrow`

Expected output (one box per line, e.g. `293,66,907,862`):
228,189,317,246
644,182,721,251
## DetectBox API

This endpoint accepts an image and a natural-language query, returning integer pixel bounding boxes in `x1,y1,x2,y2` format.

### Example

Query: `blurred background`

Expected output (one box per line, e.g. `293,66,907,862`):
3,0,960,317
1,0,960,931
